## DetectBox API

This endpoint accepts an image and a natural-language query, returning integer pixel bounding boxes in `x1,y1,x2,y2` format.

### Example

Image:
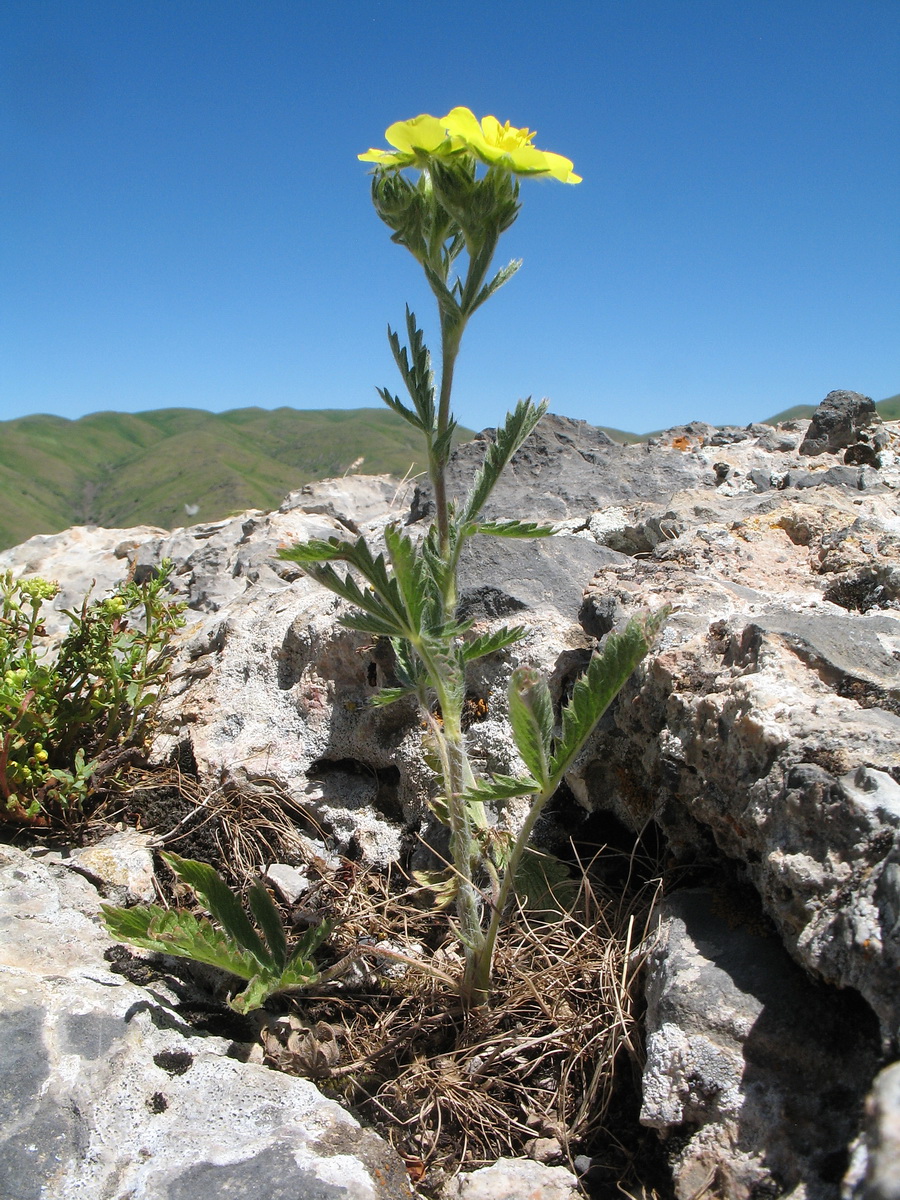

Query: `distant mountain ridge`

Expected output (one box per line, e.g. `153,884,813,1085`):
1,397,896,552
0,407,472,552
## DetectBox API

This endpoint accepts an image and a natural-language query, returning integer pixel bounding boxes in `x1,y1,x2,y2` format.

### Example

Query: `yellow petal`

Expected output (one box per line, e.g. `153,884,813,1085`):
358,148,410,165
441,106,484,143
385,113,449,155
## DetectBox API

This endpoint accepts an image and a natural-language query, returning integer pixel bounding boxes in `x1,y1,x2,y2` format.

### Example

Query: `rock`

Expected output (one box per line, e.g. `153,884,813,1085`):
798,390,884,458
441,1157,580,1198
0,845,413,1200
851,1061,900,1200
6,409,900,1199
641,888,880,1199
69,829,158,902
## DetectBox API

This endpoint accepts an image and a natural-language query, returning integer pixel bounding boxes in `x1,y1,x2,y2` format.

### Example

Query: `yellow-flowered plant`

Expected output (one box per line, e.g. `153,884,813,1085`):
282,109,663,1007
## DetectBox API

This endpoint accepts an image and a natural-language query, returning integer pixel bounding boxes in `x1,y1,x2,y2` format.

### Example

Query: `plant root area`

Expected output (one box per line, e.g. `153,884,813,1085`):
7,765,673,1199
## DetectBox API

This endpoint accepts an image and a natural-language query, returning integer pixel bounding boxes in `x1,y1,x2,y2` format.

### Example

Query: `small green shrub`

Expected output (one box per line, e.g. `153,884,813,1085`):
102,852,331,1014
0,562,184,822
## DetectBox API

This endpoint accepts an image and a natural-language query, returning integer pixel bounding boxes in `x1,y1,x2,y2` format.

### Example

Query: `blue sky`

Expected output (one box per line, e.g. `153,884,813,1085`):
1,0,897,435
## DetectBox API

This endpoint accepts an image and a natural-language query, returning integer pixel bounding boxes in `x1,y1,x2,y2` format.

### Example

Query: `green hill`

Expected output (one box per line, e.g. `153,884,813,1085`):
0,407,472,552
763,395,899,426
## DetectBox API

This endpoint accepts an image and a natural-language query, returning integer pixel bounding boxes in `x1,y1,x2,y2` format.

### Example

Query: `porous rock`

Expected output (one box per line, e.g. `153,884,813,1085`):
798,390,884,458
5,410,900,1199
641,888,881,1199
440,1157,579,1199
0,844,413,1200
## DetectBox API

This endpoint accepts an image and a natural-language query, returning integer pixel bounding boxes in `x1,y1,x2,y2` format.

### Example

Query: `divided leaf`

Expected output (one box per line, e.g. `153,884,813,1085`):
100,904,263,980
461,625,527,663
161,852,268,967
550,610,667,782
508,668,554,790
473,520,556,539
462,399,549,525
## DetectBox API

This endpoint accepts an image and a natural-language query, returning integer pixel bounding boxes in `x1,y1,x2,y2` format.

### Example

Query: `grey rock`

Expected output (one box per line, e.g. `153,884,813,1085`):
798,390,882,457
441,1157,580,1198
853,1061,900,1200
641,888,880,1200
0,845,412,1200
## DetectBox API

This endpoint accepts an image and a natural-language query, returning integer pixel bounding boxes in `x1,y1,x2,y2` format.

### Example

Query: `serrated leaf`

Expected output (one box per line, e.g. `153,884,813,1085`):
462,399,549,524
461,625,527,662
470,258,522,314
369,686,416,707
550,610,667,782
412,868,459,910
514,848,577,916
247,880,288,971
229,973,278,1015
161,852,269,967
100,903,262,979
508,668,553,790
474,520,556,539
288,918,333,967
459,773,539,806
377,386,423,432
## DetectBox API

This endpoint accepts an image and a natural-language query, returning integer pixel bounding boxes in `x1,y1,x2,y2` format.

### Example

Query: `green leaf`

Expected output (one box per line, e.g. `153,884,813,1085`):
474,520,556,539
247,880,288,971
369,685,417,707
459,773,539,806
508,668,554,790
100,903,262,979
462,399,549,524
550,610,667,782
160,852,269,967
514,848,577,916
288,918,333,967
461,626,527,663
470,258,522,314
412,868,459,910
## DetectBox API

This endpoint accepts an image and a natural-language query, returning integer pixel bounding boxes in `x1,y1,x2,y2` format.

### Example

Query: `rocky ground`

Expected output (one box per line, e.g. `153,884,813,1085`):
2,390,899,1199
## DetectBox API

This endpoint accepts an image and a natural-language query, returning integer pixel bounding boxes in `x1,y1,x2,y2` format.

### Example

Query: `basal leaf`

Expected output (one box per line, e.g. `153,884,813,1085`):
514,848,577,916
100,903,262,980
412,868,459,910
161,853,269,967
247,880,288,971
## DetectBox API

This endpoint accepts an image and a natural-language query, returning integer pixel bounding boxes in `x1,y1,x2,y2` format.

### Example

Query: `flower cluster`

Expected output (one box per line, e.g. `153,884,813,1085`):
359,106,581,184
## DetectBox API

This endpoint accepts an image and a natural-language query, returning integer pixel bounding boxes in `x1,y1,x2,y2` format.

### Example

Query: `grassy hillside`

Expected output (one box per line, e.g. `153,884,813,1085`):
0,407,472,552
763,395,899,425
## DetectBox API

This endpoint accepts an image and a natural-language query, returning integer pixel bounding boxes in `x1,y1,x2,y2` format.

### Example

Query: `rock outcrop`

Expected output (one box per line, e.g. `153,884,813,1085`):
0,844,413,1199
2,390,899,1197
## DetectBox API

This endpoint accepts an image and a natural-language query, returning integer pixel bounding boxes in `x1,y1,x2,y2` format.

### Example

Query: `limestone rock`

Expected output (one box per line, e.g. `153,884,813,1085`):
0,845,413,1200
441,1157,580,1198
641,888,880,1199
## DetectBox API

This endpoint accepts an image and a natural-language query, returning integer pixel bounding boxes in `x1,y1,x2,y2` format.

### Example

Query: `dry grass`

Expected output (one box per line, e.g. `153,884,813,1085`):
250,846,663,1197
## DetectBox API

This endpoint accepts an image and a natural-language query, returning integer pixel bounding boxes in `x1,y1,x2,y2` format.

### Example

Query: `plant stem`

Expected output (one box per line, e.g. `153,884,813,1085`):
464,779,556,1007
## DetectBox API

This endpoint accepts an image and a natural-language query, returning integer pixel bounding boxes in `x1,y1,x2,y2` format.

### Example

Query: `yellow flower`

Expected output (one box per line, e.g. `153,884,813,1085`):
359,108,582,184
442,107,581,184
358,113,458,168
